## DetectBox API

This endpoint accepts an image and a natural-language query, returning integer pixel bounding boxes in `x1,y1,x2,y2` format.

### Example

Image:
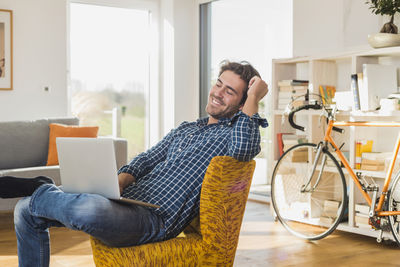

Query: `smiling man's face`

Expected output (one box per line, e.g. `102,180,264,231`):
206,70,246,124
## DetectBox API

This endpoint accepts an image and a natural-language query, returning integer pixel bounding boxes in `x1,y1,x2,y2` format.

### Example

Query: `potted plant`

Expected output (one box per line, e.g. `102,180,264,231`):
366,0,400,48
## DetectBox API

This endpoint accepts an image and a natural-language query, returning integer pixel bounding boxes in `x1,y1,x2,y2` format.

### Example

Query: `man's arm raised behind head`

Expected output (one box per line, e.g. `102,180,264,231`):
228,76,269,161
241,76,268,117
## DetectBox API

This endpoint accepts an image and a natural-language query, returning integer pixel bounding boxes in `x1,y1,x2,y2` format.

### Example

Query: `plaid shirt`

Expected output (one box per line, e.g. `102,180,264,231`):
119,111,268,239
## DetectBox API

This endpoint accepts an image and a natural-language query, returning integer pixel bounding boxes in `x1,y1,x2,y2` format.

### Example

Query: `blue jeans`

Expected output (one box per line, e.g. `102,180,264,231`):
14,184,166,267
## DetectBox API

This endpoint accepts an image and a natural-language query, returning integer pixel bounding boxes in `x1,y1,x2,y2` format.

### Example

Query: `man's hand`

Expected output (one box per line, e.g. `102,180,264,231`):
118,173,136,195
248,76,268,102
241,76,269,117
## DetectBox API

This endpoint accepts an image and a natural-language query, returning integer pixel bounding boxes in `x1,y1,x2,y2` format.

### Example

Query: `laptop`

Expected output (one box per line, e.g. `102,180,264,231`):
56,137,160,209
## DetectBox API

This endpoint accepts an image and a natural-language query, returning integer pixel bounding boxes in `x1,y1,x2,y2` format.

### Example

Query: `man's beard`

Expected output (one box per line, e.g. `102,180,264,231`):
205,103,241,120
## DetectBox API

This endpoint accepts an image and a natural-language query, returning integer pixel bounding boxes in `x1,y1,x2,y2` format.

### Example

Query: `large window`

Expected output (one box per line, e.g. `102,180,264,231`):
200,0,293,185
69,3,151,160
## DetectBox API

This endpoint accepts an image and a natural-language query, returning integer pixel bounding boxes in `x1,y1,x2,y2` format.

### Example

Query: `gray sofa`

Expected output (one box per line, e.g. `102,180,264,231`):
0,117,128,211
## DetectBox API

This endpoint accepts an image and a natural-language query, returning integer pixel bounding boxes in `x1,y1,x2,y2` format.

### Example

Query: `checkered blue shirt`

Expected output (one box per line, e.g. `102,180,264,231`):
119,111,268,239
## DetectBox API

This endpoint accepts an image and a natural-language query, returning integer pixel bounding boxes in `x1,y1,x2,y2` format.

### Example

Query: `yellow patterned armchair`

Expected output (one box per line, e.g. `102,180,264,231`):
90,156,256,266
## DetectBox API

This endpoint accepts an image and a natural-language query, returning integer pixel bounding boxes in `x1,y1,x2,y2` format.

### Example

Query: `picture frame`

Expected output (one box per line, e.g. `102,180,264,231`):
0,9,12,90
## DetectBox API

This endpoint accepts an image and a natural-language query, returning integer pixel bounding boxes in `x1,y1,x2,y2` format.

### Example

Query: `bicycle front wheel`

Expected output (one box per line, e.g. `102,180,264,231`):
387,170,400,245
271,143,347,240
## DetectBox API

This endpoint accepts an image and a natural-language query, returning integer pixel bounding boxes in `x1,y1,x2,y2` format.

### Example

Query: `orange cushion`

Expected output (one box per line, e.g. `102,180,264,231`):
46,123,99,166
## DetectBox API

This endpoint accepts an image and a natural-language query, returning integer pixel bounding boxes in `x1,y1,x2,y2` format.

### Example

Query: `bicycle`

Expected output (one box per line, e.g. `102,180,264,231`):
270,99,400,244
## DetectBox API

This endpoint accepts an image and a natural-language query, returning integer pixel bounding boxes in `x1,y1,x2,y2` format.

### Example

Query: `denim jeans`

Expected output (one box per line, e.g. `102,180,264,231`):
14,184,166,267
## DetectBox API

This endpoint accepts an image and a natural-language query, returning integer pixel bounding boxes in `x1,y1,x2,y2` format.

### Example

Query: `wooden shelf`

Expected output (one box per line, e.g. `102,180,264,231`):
271,47,400,240
337,222,394,241
350,110,400,117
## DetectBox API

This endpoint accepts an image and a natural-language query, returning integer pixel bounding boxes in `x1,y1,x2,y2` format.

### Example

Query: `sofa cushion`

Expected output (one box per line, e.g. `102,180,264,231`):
46,123,99,166
0,118,79,170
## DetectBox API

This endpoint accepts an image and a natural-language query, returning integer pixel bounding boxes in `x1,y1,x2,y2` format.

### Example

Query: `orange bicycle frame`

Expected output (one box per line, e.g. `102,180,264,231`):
324,119,400,217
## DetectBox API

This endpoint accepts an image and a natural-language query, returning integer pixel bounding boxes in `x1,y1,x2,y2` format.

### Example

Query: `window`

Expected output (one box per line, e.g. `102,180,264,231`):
199,0,293,185
69,3,152,160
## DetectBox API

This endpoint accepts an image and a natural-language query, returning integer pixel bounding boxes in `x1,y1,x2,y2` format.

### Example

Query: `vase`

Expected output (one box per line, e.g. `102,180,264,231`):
368,33,400,48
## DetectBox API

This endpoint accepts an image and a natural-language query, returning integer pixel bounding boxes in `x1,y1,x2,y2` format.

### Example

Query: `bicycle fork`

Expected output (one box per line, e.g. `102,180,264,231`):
301,142,327,193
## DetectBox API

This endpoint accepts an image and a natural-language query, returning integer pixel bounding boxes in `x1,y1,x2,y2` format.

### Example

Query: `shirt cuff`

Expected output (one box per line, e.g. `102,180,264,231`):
234,111,269,128
118,165,135,176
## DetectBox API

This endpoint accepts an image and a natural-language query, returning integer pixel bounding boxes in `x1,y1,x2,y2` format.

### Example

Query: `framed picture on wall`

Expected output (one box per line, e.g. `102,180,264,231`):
0,9,12,90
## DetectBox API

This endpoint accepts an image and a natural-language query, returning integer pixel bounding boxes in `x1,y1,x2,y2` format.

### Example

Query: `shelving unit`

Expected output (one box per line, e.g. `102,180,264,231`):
271,46,400,240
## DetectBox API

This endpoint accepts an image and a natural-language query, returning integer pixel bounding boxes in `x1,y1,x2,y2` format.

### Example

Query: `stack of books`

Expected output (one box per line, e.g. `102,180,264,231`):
355,203,370,229
277,133,307,157
361,152,385,171
277,80,309,110
320,200,340,225
358,151,399,173
288,146,308,162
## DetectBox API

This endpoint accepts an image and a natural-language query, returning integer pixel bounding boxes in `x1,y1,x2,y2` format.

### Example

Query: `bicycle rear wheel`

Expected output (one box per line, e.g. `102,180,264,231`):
387,170,400,245
271,143,347,240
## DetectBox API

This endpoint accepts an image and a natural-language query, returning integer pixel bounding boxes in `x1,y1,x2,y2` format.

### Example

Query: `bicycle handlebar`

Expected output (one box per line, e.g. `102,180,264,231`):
288,104,322,132
288,103,344,133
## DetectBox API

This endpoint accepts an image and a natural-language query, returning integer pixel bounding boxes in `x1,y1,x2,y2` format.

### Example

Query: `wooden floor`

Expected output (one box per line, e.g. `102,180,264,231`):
1,201,400,267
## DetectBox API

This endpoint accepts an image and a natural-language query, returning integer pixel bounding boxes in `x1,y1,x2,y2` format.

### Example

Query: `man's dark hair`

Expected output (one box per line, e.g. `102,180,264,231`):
218,60,261,105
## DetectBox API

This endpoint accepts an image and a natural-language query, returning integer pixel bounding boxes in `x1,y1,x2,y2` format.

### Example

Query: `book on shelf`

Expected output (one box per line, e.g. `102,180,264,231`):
355,140,361,169
279,85,308,92
321,209,338,218
355,203,371,228
355,140,373,169
361,157,385,165
355,213,370,228
320,200,340,225
277,133,307,157
360,158,385,171
351,74,361,111
361,152,393,172
319,85,336,105
355,203,370,215
277,82,308,110
361,151,388,160
278,91,307,98
278,79,309,87
357,72,363,101
277,133,289,156
290,150,308,162
320,216,334,225
324,199,340,210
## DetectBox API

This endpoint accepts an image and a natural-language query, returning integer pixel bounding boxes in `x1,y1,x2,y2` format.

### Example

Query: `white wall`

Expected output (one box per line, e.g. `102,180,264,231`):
0,0,68,121
160,0,198,135
0,0,391,126
173,0,197,127
0,0,198,136
292,0,384,57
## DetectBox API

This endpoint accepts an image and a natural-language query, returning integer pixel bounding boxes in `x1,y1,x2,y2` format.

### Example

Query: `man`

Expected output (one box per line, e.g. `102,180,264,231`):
3,61,268,267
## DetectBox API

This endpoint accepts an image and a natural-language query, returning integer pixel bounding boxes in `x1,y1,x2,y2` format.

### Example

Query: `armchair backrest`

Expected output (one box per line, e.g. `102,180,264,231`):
199,156,255,266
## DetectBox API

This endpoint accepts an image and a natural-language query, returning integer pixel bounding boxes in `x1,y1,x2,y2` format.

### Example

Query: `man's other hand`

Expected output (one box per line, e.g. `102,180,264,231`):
118,173,136,195
241,76,268,117
248,76,268,102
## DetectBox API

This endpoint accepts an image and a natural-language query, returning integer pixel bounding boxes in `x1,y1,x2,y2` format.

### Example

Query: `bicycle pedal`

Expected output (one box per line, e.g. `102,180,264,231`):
376,230,383,243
